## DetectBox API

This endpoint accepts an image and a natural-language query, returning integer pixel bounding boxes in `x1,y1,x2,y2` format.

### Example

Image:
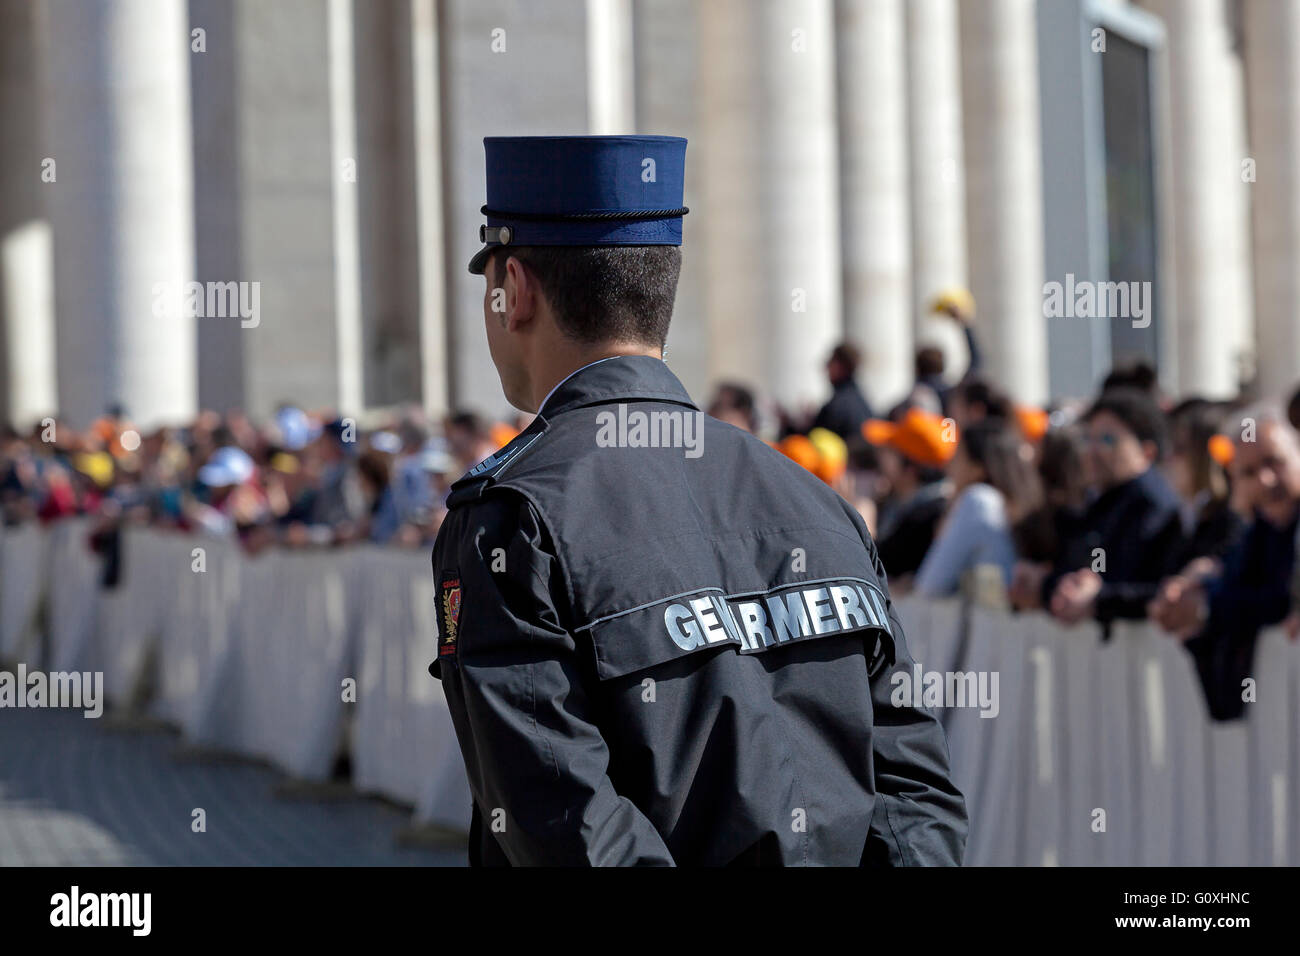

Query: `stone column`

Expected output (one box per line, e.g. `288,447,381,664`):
634,0,706,399
0,0,57,428
411,0,450,415
438,0,590,416
1143,0,1253,399
836,0,912,411
353,0,422,409
905,0,970,383
38,0,197,428
189,0,244,413
959,0,1049,404
699,0,842,415
1243,0,1300,398
588,0,635,135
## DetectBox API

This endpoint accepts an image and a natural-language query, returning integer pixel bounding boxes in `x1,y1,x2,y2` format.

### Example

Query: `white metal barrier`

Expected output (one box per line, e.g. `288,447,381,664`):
1,521,1295,863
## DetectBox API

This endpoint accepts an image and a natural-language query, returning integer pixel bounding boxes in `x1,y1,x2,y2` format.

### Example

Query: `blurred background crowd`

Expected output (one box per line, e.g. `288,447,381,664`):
5,284,1299,722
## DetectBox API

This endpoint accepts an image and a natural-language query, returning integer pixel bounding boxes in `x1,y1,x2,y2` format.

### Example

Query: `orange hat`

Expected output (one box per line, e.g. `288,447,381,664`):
1014,405,1050,443
862,407,957,469
777,434,820,474
489,422,520,449
1207,434,1234,467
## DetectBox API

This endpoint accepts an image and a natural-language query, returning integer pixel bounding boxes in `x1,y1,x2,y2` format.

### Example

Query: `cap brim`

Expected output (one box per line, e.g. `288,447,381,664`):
468,245,492,275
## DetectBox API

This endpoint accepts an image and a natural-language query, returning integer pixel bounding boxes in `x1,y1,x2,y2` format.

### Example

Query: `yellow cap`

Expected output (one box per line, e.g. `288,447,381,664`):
929,287,976,321
73,452,114,488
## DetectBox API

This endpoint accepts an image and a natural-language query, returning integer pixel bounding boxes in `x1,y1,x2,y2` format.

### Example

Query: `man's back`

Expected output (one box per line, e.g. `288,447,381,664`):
430,356,967,866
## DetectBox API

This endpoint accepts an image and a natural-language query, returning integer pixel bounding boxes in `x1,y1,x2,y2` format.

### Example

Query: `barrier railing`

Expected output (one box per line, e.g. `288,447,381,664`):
2,520,1295,864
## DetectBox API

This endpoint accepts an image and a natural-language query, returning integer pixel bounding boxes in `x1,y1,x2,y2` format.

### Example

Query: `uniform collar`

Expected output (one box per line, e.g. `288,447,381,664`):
537,356,620,413
538,354,699,418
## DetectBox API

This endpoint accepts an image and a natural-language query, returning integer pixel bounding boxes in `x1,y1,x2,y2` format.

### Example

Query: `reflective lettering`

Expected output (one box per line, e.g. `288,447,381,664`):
803,587,838,634
766,591,812,642
664,604,703,650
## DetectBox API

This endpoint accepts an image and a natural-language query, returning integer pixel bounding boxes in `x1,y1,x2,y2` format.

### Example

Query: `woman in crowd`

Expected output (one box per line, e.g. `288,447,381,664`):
1163,398,1243,573
914,420,1044,598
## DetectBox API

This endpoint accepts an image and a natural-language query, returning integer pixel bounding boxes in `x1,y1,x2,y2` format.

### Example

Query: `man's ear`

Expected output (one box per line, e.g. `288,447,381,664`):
502,256,538,331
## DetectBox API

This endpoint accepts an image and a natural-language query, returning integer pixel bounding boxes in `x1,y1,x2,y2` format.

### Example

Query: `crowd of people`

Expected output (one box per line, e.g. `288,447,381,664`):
0,403,523,554
714,291,1299,721
2,287,1295,719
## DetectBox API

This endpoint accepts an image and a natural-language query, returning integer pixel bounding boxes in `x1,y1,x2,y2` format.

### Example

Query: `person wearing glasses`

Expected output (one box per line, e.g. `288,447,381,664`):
1039,388,1185,629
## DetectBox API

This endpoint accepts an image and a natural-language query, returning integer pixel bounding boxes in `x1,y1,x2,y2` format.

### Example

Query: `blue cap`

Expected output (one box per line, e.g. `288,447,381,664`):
197,446,255,487
468,135,688,274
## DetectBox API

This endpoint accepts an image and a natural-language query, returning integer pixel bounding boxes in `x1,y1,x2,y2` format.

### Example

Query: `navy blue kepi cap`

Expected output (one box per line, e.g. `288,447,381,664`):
468,135,688,275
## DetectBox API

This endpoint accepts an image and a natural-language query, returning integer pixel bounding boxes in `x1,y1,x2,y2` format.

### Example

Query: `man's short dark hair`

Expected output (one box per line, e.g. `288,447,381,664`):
446,410,489,439
707,382,758,432
952,378,1012,421
1101,359,1158,397
1084,386,1167,456
915,346,945,379
829,342,861,373
488,245,681,348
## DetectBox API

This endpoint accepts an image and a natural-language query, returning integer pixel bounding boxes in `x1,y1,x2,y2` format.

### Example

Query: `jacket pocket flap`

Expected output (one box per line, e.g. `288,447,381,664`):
579,578,896,680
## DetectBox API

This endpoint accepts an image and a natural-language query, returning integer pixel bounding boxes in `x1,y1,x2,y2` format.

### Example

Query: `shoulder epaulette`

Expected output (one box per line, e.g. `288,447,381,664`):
446,419,549,509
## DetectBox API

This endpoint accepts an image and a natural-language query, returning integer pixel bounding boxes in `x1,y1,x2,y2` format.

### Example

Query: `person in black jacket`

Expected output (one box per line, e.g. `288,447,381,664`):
1149,408,1300,719
1043,388,1185,626
430,135,967,867
809,342,875,440
862,407,956,582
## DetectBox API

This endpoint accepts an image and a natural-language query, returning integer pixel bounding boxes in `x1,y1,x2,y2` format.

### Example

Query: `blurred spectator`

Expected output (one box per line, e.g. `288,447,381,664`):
309,419,368,538
1041,388,1184,626
707,382,759,433
810,342,874,440
1163,398,1244,571
947,378,1013,430
914,420,1043,598
445,411,498,473
189,446,267,537
1101,358,1161,405
358,446,396,544
1150,406,1300,719
909,347,948,415
922,287,983,413
862,407,955,583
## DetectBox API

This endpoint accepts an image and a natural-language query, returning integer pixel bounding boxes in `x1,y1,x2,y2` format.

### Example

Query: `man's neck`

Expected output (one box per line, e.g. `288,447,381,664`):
530,344,661,413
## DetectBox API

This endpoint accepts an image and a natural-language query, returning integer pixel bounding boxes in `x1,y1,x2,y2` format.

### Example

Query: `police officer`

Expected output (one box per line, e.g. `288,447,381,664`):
429,135,967,866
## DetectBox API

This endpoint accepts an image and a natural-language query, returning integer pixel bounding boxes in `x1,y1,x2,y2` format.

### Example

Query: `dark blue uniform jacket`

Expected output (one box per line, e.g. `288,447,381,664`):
430,355,967,866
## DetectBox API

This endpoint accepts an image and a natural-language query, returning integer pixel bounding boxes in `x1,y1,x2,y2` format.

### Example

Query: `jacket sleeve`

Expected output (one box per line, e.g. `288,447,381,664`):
852,507,970,865
1092,507,1186,621
434,491,675,866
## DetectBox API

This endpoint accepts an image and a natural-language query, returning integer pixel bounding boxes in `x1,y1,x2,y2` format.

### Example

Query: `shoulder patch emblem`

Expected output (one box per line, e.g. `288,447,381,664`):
440,572,462,657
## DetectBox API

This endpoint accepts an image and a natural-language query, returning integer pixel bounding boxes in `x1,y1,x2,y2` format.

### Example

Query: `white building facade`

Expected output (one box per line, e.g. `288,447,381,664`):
0,0,1295,428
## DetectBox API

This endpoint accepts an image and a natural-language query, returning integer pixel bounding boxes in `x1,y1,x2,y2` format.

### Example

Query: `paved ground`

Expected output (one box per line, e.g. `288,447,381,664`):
0,707,465,866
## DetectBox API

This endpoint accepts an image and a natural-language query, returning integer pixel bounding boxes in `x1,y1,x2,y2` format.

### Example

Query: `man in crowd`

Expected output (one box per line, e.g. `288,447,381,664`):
810,342,875,440
863,407,956,582
1039,388,1184,625
1149,406,1300,719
